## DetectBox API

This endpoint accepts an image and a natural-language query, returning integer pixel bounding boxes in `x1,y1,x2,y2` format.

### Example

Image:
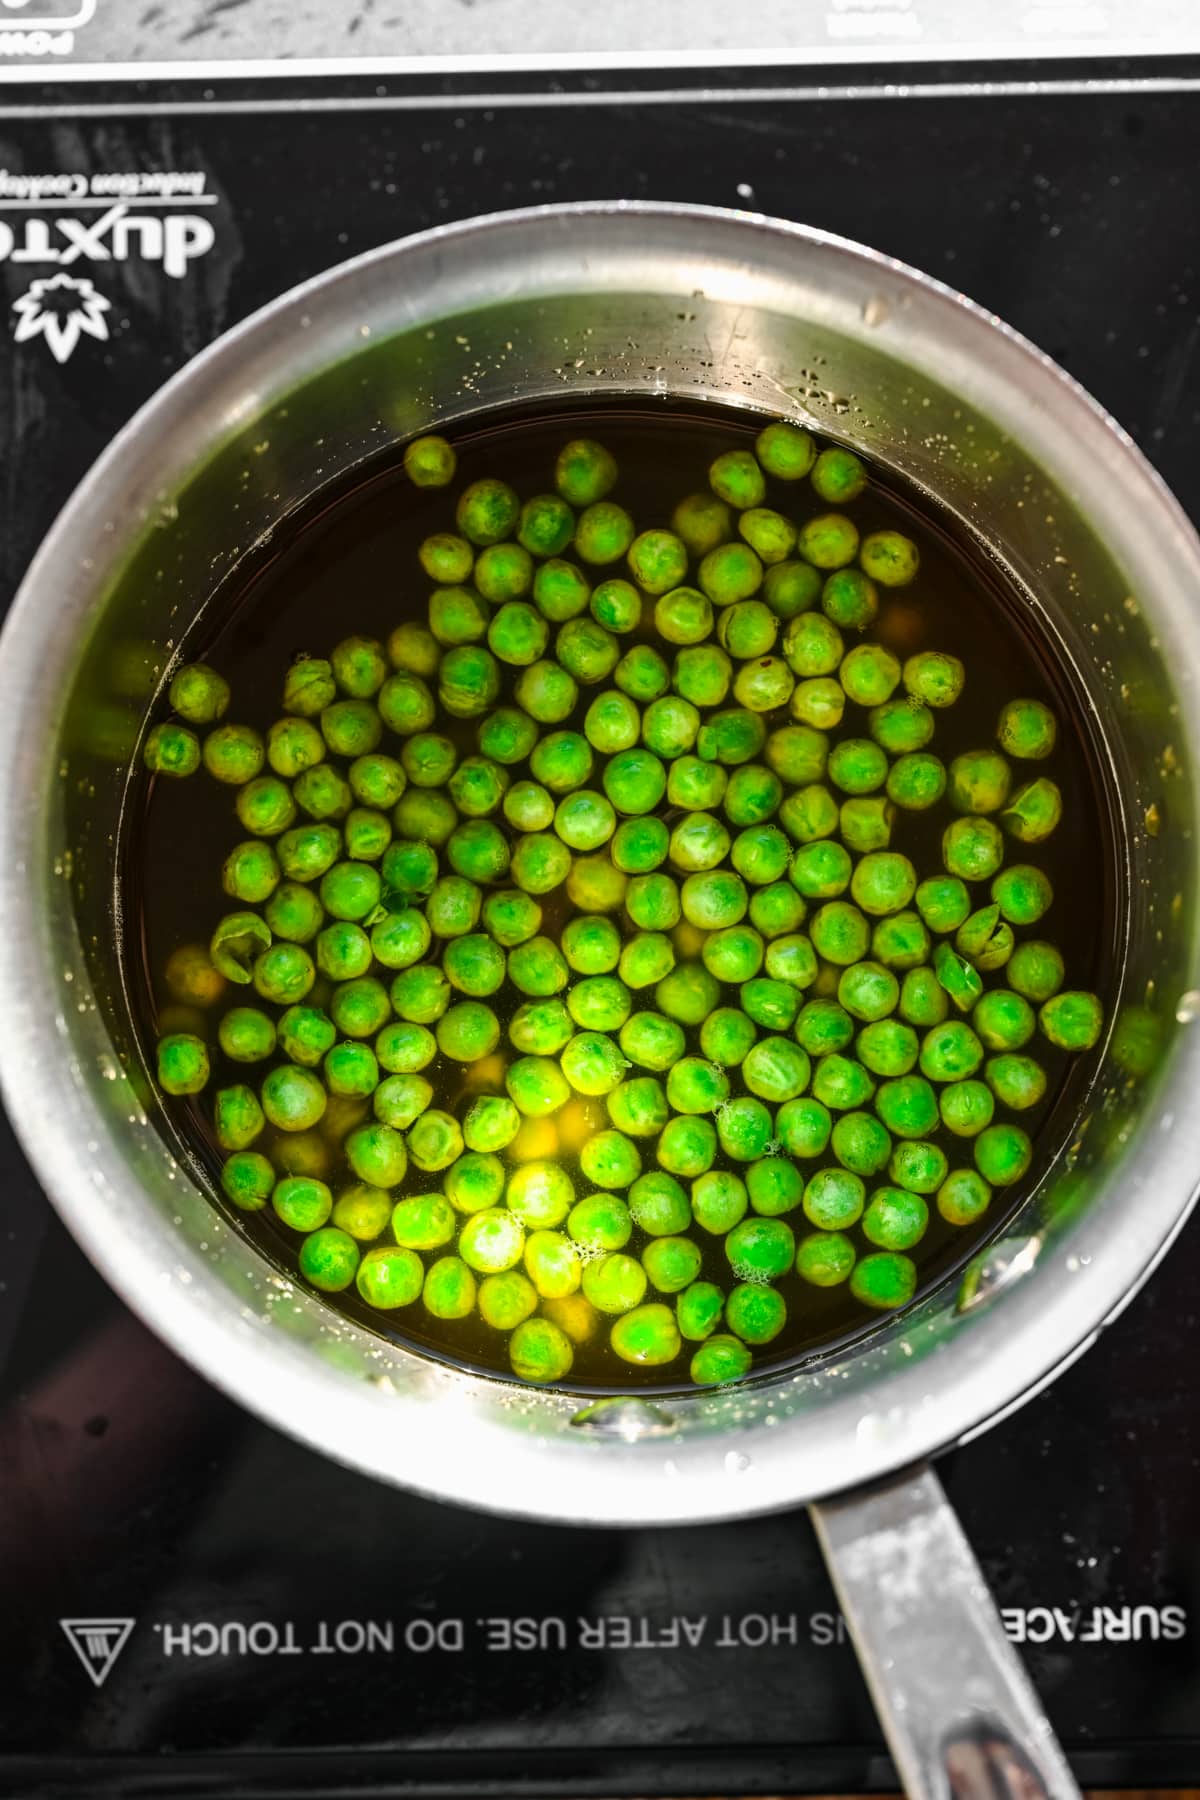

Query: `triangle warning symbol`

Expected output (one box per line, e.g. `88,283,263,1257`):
59,1617,135,1688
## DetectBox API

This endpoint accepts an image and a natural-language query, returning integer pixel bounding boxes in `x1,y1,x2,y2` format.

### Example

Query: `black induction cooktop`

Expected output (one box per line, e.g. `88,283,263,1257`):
3,53,1200,1798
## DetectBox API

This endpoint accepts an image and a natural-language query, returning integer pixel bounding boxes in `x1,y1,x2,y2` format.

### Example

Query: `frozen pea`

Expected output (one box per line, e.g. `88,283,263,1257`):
602,747,668,816
556,438,617,506
975,1122,1033,1186
438,646,501,721
515,659,578,725
741,976,801,1031
943,816,1005,882
831,1110,891,1177
566,855,628,913
795,999,856,1057
608,1076,670,1139
463,1094,521,1152
775,1095,834,1158
677,1280,725,1342
615,642,671,703
657,1115,718,1178
810,901,870,966
904,650,963,708
395,789,457,846
576,501,635,566
404,434,456,489
916,875,971,934
509,998,573,1055
938,1167,993,1227
829,737,888,796
1002,777,1063,844
900,967,949,1028
626,873,682,933
510,1317,574,1384
991,863,1053,927
746,1155,805,1219
568,1193,633,1252
710,448,766,510
524,1230,582,1299
561,1030,628,1097
874,1074,939,1140
851,1250,917,1309
716,1096,774,1163
890,1139,949,1195
732,825,791,888
643,1235,704,1294
698,541,763,606
557,616,620,685
488,600,549,666
299,1227,360,1293
703,925,764,984
476,542,534,604
997,697,1057,761
796,1231,857,1288
779,783,839,845
504,781,555,834
581,1129,643,1190
840,796,895,855
612,816,670,874
374,1072,433,1130
857,1018,919,1077
628,527,689,595
511,832,572,895
419,531,473,585
764,559,822,621
695,707,767,767
921,1020,985,1082
887,752,947,812
949,748,1012,816
803,1167,865,1231
783,611,844,679
940,1080,995,1138
388,623,441,677
428,585,488,648
357,1246,425,1310
860,529,919,586
725,1283,787,1345
585,688,641,754
611,1303,682,1366
870,697,934,755
986,1053,1047,1111
1040,990,1104,1051
798,512,859,570
690,1334,753,1384
812,445,867,503
974,988,1036,1051
749,881,808,938
506,1161,574,1228
863,1185,928,1251
533,558,591,623
390,962,451,1023
672,490,734,556
456,476,519,546
591,577,642,634
791,677,845,733
479,1271,538,1332
323,1040,379,1098
756,420,817,480
681,869,748,931
267,716,325,781
507,1055,571,1118
1008,941,1066,1003
668,757,728,815
824,567,878,634
851,851,917,917
838,961,900,1023
203,723,265,786
871,911,930,971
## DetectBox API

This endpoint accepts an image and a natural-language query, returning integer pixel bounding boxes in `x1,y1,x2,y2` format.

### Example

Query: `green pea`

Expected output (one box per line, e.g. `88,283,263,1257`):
422,1254,477,1320
556,616,620,686
884,752,945,814
717,601,777,662
836,798,892,857
936,1167,993,1227
260,1064,327,1132
851,1250,917,1309
380,839,437,902
810,901,870,966
283,657,336,718
218,1005,277,1064
506,1054,571,1118
1002,777,1063,844
299,1226,360,1293
210,911,271,986
732,656,793,714
388,623,441,677
222,1150,274,1211
506,1161,574,1228
347,755,405,813
690,1333,753,1384
696,707,767,769
900,967,949,1028
568,1193,633,1253
329,975,390,1040
509,998,573,1055
672,490,734,556
602,746,668,816
871,911,930,971
703,925,765,985
974,989,1036,1052
591,577,642,634
263,882,323,945
408,1104,467,1172
939,1080,995,1138
389,1193,454,1251
660,1057,725,1117
974,1122,1033,1186
725,774,786,838
812,444,867,503
253,943,316,1006
986,1053,1047,1111
614,642,671,703
575,500,635,566
716,1095,774,1162
443,933,506,998
698,541,763,607
869,699,933,758
145,722,200,778
611,817,670,875
791,677,845,732
1008,940,1066,1003
474,544,533,607
569,976,633,1032
725,1284,787,1346
860,528,919,587
914,876,969,936
778,785,839,847
828,738,888,797
889,1139,949,1195
921,1020,984,1082
782,611,844,680
486,600,548,668
903,649,963,709
831,1110,891,1176
749,880,808,939
710,448,766,510
840,644,901,714
390,962,452,1023
943,816,1005,882
214,1083,264,1149
745,1155,804,1217
456,1205,526,1274
554,437,617,506
375,672,439,745
404,433,457,489
1040,990,1104,1051
643,694,701,758
627,527,688,595
276,1005,337,1067
764,559,823,620
857,1019,919,1076
608,1076,670,1138
657,1114,718,1177
510,1316,574,1384
677,873,745,936
374,1072,434,1129
734,824,788,885
799,1054,867,1117
626,1170,690,1236
157,1032,209,1096
626,873,681,933
478,1271,538,1331
581,1129,643,1190
203,722,265,786
357,1246,425,1310
582,1252,648,1315
754,420,816,479
863,1185,928,1251
170,660,230,725
677,1280,725,1342
561,1031,628,1097
510,833,572,895
874,1074,938,1139
990,865,1053,929
223,840,282,905
643,1235,704,1295
795,998,856,1057
997,697,1057,761
463,1094,521,1152
955,904,1012,972
611,1302,682,1365
691,1169,749,1235
803,1167,865,1231
795,1231,857,1289
741,976,801,1031
419,531,474,585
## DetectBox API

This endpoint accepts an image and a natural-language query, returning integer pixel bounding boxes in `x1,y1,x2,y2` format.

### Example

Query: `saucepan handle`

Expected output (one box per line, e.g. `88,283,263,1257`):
809,1463,1079,1800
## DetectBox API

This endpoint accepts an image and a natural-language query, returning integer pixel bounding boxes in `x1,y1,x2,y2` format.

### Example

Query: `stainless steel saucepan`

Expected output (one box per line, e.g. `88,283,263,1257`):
2,203,1198,1798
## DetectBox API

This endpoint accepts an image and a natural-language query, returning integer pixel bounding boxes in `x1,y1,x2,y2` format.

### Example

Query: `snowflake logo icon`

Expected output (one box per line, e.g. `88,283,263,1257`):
12,272,110,364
